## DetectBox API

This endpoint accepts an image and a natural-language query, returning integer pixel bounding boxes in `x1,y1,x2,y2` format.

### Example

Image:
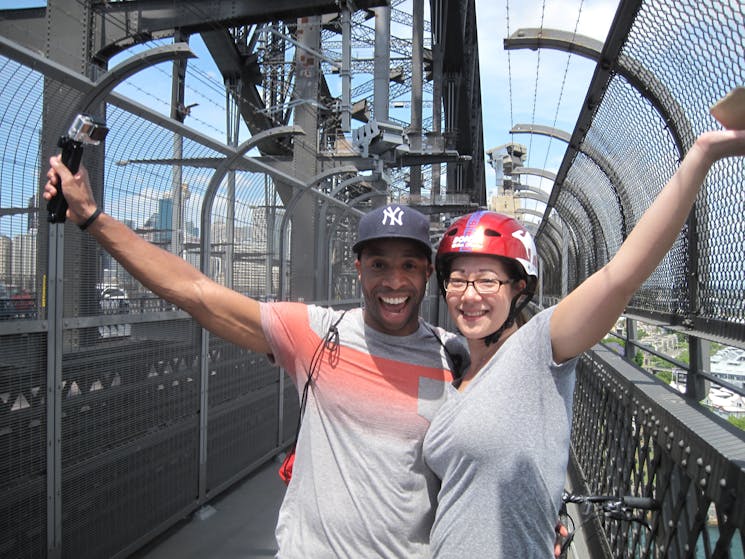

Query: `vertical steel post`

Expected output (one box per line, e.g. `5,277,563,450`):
225,78,240,289
687,336,709,401
373,7,391,121
340,3,352,133
170,31,189,259
409,0,424,197
430,0,443,203
625,317,637,363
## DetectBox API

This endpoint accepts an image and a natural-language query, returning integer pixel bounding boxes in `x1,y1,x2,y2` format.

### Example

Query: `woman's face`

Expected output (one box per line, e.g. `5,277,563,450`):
444,254,525,341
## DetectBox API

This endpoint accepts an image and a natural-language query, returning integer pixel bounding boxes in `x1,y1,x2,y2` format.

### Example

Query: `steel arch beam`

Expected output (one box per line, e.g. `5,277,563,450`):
512,167,557,181
513,184,550,200
557,181,609,266
514,190,548,205
519,206,588,285
509,117,632,240
509,124,571,144
505,28,604,59
78,43,195,115
200,125,307,274
539,223,562,264
278,165,362,299
516,207,573,287
504,27,690,156
516,208,562,240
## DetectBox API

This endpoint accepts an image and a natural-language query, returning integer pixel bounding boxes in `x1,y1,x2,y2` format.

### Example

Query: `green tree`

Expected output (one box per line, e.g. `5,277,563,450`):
656,370,672,384
634,350,644,367
728,415,745,432
678,348,689,365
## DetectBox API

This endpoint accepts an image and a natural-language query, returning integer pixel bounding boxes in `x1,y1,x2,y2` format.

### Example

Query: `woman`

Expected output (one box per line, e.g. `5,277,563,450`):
423,126,745,557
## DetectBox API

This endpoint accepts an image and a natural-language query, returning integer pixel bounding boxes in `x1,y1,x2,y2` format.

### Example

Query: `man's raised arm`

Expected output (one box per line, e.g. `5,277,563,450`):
44,155,271,354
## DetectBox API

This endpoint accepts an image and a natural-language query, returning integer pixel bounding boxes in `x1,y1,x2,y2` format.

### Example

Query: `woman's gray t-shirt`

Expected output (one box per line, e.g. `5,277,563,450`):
423,307,577,558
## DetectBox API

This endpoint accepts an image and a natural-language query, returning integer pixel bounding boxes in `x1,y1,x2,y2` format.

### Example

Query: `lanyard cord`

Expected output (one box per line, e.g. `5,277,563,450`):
294,309,348,438
423,322,464,382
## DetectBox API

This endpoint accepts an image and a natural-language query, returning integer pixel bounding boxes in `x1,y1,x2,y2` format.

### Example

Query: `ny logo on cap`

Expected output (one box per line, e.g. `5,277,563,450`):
382,206,404,226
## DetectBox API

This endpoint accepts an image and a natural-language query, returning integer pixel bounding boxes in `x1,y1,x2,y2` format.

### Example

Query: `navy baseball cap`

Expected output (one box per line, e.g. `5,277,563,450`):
353,204,432,258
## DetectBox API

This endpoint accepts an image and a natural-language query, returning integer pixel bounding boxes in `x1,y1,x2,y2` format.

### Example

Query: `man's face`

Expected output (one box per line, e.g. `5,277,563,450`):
355,238,433,336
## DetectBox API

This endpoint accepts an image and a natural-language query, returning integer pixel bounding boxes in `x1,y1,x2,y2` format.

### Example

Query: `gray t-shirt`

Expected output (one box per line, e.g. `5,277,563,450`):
423,307,577,558
261,303,467,558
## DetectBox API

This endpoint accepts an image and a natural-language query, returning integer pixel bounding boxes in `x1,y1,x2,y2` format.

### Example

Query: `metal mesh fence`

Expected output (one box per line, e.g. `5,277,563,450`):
0,35,308,559
540,0,745,341
0,8,379,552
540,2,745,557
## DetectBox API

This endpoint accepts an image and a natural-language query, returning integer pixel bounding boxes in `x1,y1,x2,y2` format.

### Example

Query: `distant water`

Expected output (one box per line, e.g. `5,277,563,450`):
696,526,744,558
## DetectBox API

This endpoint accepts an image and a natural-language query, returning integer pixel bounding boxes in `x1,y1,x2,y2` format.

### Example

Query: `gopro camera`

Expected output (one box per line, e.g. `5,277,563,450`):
66,114,108,144
47,114,109,223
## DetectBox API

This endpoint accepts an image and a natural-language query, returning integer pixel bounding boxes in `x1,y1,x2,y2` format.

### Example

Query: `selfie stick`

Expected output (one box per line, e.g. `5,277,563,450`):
47,114,109,223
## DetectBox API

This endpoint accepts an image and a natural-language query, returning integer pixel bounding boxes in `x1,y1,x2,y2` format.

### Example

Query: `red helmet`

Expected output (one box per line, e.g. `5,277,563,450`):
436,211,538,294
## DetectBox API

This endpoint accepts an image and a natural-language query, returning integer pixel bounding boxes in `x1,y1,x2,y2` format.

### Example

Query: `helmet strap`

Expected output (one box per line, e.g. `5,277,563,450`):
483,289,535,347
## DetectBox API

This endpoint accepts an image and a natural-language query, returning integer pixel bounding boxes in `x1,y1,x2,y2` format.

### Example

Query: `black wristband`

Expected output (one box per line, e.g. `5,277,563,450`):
79,208,102,231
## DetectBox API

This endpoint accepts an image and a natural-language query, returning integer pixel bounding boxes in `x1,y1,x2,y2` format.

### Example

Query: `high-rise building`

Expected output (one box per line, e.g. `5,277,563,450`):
0,236,11,283
11,229,36,289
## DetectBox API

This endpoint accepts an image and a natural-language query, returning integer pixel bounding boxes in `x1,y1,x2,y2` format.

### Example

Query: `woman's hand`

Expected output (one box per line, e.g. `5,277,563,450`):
693,128,745,167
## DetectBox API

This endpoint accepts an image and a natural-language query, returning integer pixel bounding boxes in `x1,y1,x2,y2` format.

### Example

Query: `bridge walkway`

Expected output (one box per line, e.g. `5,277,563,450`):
131,459,286,559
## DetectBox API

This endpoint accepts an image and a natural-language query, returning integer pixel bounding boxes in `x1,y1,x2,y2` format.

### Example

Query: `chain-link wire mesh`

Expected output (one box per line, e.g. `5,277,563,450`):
541,0,745,339
0,33,306,559
543,1,745,558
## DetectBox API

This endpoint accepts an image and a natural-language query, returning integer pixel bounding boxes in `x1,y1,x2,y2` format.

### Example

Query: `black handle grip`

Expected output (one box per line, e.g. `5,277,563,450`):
47,136,85,223
622,496,660,510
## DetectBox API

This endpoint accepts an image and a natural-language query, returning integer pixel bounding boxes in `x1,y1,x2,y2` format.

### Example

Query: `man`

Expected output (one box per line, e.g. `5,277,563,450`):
44,156,465,557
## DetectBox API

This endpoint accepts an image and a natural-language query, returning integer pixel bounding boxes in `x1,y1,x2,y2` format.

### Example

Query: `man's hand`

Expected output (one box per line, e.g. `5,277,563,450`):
554,520,569,558
44,155,99,226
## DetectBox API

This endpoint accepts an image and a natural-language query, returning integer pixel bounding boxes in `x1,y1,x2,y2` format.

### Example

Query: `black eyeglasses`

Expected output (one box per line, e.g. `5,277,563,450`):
444,277,513,295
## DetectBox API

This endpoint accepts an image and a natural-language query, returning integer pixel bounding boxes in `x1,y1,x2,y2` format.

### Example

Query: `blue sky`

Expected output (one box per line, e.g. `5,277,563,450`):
474,0,618,211
0,0,619,233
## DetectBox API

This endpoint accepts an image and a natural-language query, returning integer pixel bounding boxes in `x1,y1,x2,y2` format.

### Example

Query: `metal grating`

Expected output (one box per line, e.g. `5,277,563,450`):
577,76,685,316
0,335,47,559
570,344,745,559
61,424,199,559
60,330,201,468
206,383,279,492
0,58,42,321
